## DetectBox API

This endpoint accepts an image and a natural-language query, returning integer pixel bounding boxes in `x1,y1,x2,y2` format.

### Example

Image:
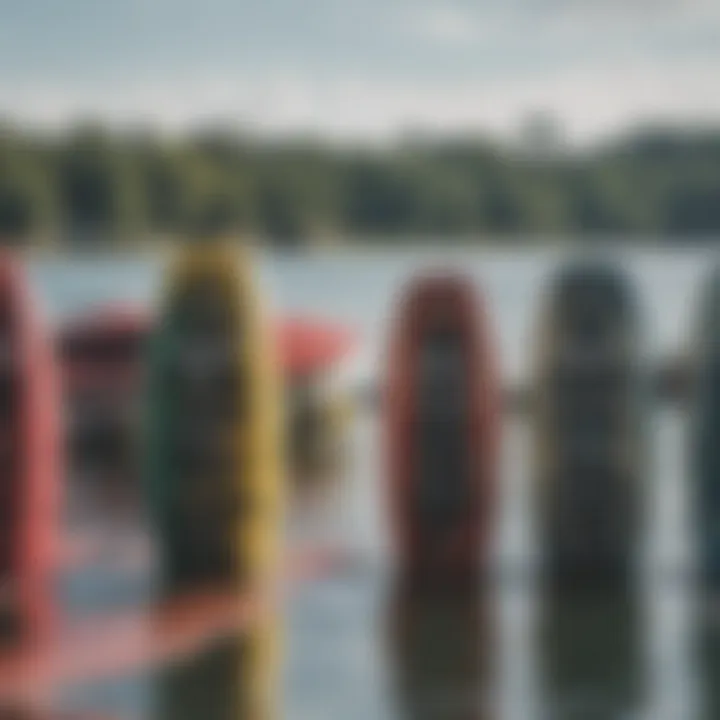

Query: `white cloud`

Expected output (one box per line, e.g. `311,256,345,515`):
2,56,720,144
406,4,485,45
387,0,720,74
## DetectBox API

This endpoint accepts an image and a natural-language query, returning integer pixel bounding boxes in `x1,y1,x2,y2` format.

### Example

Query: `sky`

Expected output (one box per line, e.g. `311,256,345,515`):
1,0,720,143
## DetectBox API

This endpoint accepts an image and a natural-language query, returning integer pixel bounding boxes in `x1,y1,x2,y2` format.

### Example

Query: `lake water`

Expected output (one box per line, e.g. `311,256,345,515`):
24,246,720,719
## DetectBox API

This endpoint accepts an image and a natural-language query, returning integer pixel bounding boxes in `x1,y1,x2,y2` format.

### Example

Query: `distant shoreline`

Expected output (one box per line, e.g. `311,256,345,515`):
2,123,720,242
12,235,720,262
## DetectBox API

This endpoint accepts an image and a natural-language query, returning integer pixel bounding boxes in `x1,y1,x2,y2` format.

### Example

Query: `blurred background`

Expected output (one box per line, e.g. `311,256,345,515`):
0,0,719,244
1,1,720,719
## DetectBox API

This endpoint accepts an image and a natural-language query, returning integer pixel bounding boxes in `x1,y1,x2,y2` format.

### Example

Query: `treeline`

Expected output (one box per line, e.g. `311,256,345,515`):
1,121,720,246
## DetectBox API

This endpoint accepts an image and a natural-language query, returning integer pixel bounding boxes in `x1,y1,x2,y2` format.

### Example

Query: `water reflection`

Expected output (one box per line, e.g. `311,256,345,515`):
154,623,278,720
695,597,720,720
538,592,643,720
387,585,495,720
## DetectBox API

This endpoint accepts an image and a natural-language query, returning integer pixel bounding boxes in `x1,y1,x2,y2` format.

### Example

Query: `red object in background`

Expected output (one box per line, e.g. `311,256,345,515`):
60,305,149,339
0,250,62,644
274,317,356,378
58,305,150,395
59,304,357,393
384,272,500,586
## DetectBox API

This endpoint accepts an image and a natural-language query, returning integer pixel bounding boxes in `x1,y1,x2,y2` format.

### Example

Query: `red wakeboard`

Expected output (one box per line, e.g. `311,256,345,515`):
0,250,62,647
385,271,500,586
